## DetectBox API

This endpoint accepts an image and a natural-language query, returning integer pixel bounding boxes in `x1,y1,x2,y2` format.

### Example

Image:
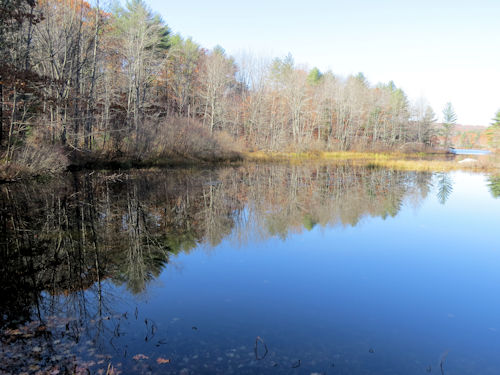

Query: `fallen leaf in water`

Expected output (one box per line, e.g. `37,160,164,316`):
133,354,149,360
156,358,170,364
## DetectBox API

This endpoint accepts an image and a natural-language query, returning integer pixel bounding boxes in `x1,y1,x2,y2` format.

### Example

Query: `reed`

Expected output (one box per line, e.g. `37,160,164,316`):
243,151,500,172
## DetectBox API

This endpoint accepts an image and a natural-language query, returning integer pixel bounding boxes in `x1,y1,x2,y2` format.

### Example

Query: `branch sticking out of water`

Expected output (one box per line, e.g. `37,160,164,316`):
254,336,268,360
440,350,449,375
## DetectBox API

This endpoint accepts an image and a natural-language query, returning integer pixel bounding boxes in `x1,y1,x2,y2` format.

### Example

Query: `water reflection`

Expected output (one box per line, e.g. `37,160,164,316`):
1,165,434,294
489,175,500,198
435,172,453,205
0,164,473,374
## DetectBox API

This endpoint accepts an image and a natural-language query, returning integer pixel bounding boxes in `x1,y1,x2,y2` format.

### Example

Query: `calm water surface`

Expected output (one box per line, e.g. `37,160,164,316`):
1,164,500,374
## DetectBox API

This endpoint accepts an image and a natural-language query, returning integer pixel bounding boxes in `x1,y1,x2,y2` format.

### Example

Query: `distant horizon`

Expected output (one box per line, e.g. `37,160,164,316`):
137,0,500,126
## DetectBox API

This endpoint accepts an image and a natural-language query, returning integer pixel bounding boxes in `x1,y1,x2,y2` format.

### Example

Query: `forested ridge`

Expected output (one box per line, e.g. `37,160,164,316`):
0,0,451,178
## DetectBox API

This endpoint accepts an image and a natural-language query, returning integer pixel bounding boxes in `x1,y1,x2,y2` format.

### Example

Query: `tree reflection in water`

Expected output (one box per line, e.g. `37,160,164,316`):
488,175,500,198
435,172,454,205
0,164,436,373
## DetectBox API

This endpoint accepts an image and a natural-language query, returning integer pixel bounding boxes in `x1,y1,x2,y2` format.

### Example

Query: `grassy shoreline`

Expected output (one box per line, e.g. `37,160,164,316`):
1,150,499,182
243,151,500,172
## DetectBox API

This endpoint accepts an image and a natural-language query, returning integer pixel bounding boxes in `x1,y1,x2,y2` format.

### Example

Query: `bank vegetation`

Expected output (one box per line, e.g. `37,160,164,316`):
1,0,460,180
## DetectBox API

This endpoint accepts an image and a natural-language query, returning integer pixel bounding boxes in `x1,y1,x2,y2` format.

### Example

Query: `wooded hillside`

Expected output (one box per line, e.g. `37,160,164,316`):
1,0,452,177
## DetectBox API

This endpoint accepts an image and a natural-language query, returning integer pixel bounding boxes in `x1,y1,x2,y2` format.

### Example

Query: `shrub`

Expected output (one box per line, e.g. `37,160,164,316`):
1,139,68,180
129,117,242,163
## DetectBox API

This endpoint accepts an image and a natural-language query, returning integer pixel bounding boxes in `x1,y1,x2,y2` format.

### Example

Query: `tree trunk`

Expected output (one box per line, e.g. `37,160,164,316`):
0,81,3,147
7,87,17,159
84,0,100,151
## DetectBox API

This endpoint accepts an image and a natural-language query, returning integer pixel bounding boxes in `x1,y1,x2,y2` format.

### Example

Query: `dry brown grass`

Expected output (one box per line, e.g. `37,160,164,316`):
243,151,500,173
245,151,411,162
1,137,69,181
358,158,498,172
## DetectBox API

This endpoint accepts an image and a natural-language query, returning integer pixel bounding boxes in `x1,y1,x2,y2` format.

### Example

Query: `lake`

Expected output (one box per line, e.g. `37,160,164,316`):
1,163,500,374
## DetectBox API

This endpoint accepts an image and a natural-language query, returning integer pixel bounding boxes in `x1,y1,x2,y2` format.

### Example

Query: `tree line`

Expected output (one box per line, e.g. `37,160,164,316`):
1,0,446,174
487,109,500,150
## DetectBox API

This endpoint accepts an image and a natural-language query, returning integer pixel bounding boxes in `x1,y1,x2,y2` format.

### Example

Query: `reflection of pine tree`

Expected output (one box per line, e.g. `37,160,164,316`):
488,176,500,198
436,172,453,205
0,166,436,307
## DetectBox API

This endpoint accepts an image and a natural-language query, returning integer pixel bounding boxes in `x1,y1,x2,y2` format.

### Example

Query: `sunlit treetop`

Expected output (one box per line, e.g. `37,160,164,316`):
307,67,322,85
491,109,500,127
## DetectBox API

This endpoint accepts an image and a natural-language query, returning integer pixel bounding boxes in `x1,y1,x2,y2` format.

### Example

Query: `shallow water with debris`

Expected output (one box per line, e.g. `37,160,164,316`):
1,164,500,374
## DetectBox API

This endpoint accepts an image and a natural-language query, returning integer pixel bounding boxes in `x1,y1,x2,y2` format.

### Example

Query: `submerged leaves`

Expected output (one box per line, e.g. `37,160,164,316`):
156,357,170,364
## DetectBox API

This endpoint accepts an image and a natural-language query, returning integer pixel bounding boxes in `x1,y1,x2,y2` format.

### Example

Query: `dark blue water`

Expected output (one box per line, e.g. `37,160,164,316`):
1,166,500,374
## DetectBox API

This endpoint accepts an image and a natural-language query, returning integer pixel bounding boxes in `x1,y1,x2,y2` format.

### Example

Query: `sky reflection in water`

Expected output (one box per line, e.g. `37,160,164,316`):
1,166,500,374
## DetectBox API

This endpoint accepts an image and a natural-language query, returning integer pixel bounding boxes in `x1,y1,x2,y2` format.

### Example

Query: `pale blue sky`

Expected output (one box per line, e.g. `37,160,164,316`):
145,0,500,125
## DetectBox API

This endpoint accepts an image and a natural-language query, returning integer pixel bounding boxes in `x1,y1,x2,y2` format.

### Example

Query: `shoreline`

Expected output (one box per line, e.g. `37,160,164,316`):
1,150,498,183
242,151,500,172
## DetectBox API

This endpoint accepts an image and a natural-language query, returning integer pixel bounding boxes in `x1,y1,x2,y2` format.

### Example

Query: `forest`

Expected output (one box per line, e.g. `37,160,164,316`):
1,0,497,179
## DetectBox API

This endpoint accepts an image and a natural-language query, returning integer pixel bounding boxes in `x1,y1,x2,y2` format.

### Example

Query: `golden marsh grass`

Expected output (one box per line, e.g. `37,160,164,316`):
243,151,500,173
